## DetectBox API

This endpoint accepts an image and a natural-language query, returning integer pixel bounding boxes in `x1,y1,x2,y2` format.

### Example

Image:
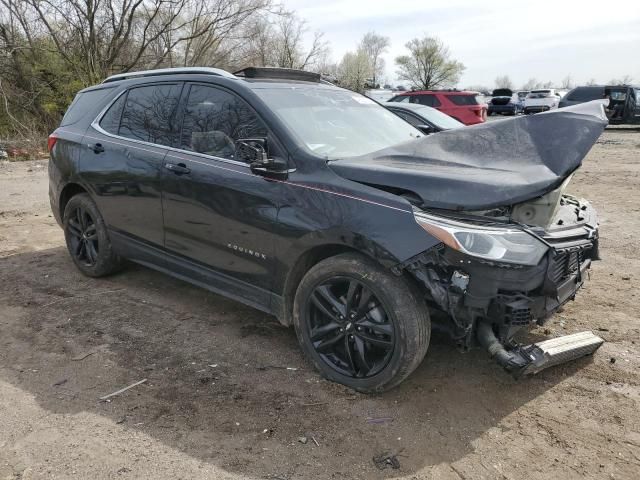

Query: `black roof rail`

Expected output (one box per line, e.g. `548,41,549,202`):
102,67,236,84
234,67,322,83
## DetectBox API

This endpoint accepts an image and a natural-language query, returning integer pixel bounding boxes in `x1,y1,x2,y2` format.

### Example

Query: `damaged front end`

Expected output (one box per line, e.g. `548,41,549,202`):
394,191,603,377
330,101,609,376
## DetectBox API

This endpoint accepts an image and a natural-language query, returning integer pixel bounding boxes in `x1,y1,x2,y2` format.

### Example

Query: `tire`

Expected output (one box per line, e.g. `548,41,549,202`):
293,253,430,393
63,193,122,277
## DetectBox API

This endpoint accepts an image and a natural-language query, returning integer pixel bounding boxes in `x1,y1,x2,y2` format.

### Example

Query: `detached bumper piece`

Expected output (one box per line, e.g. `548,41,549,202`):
519,331,605,376
477,322,603,378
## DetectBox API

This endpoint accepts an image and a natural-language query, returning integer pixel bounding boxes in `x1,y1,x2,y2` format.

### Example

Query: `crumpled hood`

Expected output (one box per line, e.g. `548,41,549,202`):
328,101,608,210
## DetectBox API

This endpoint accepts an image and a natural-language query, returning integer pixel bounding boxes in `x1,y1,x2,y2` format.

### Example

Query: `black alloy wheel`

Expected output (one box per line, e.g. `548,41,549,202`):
67,206,99,267
63,193,122,277
307,276,394,378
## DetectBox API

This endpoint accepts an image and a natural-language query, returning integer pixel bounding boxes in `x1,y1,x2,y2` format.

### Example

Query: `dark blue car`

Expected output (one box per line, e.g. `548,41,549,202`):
487,88,521,115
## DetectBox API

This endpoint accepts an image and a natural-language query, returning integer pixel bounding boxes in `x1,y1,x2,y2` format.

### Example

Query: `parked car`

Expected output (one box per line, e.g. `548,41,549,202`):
559,85,640,124
49,67,605,393
384,102,464,134
487,88,521,116
559,86,604,108
605,85,640,124
388,90,487,125
516,91,529,110
523,89,561,114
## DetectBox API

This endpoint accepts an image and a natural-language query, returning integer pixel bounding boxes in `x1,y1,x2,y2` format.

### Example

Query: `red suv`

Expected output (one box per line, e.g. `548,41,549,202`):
389,90,487,125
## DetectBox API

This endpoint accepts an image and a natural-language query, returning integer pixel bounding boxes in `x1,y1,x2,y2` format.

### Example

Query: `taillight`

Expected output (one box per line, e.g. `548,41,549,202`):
47,134,58,152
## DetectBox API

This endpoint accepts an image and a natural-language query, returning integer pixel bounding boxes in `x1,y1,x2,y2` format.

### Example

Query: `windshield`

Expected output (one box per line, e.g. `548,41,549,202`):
411,105,464,130
254,86,422,159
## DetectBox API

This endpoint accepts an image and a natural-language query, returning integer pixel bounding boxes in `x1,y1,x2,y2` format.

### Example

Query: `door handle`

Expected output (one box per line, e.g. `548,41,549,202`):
164,162,191,175
89,143,104,154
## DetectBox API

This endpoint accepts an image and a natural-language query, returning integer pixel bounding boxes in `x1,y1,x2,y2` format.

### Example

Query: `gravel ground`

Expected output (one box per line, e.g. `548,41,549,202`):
1,127,639,480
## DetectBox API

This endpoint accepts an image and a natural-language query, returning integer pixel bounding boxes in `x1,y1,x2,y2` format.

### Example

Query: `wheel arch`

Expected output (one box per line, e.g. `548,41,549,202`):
59,183,89,220
277,243,369,326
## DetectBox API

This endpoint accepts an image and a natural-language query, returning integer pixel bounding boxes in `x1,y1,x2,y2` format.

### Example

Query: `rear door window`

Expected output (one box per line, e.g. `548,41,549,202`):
411,94,441,107
448,95,479,106
180,84,268,162
392,110,423,127
119,84,182,146
389,95,409,103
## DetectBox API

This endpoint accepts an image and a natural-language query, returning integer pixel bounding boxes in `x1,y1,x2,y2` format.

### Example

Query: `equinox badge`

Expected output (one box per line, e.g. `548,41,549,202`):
227,243,267,260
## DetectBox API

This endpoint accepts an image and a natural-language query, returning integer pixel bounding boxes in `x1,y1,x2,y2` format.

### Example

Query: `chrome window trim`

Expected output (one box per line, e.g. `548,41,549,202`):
90,86,252,169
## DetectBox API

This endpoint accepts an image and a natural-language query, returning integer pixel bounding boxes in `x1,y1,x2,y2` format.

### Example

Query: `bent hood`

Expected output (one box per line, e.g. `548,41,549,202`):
329,101,608,210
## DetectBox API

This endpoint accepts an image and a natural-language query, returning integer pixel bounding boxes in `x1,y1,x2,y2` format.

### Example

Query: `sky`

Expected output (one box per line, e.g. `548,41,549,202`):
283,0,640,89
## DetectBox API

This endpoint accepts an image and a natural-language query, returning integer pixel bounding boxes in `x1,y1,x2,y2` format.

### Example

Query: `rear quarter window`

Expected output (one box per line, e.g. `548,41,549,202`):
448,95,479,106
99,93,127,134
60,87,115,127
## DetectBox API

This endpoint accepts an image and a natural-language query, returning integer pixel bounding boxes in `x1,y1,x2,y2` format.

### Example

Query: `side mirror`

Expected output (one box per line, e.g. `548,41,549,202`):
416,124,435,134
235,138,288,178
235,138,268,163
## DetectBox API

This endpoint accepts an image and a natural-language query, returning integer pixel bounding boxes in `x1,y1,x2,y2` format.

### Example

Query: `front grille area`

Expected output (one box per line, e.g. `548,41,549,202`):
550,247,590,284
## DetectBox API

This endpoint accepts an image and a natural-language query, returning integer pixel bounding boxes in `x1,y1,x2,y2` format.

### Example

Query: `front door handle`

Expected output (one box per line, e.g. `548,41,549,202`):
89,143,104,154
164,162,191,175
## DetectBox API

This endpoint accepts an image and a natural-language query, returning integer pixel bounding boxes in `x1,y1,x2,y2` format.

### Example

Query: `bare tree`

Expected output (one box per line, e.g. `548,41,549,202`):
359,31,389,87
270,12,328,70
395,36,465,90
585,78,598,86
522,78,543,90
608,75,634,85
494,75,514,90
561,74,574,89
5,0,273,84
337,49,370,93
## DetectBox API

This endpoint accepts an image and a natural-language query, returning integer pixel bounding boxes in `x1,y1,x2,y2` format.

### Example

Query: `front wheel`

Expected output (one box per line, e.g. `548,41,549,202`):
293,253,430,393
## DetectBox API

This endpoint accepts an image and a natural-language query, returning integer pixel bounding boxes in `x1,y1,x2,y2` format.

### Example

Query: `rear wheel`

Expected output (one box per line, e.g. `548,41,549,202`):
63,193,122,277
293,253,430,392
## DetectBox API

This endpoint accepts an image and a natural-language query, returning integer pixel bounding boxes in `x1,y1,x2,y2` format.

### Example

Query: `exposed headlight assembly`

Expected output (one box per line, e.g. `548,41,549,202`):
414,211,548,266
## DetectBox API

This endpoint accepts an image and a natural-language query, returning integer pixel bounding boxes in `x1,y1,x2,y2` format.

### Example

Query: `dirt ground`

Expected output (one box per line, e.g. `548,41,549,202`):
1,127,639,480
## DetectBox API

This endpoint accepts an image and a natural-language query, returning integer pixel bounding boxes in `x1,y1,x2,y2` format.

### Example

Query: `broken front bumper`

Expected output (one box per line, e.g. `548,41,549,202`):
399,224,598,345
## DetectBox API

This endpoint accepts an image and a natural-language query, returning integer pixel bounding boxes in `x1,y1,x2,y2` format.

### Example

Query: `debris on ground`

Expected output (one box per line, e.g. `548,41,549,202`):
366,417,393,424
297,436,308,444
299,402,327,407
53,378,68,386
373,452,401,470
99,379,148,401
71,351,98,361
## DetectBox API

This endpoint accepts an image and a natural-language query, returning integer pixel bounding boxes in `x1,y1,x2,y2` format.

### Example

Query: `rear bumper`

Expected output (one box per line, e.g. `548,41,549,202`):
48,158,63,227
488,104,518,114
524,106,551,114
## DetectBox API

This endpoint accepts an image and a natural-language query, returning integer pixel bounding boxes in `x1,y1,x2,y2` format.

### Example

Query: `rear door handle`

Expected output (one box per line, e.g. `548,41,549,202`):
164,162,191,175
89,143,104,154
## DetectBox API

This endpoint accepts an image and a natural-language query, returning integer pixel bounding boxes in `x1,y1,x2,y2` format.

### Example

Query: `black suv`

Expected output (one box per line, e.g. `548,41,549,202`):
49,67,606,392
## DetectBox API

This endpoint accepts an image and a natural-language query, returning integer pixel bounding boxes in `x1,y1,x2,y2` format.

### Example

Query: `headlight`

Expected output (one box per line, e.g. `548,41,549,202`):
415,211,548,266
